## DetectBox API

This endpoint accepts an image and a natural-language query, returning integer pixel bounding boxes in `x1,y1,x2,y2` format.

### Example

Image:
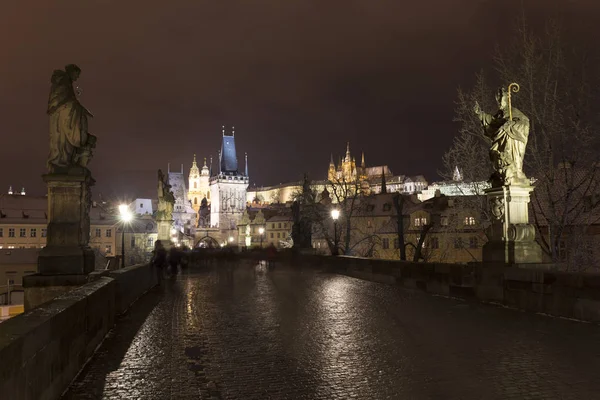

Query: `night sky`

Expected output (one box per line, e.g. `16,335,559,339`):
1,0,598,199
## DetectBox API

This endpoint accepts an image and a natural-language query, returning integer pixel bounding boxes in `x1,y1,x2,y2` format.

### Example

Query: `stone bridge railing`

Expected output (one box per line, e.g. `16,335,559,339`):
193,250,600,324
0,263,156,400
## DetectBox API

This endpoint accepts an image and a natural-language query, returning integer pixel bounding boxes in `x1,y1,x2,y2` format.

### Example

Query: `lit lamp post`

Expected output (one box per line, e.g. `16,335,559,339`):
331,209,340,256
258,227,265,248
118,204,133,268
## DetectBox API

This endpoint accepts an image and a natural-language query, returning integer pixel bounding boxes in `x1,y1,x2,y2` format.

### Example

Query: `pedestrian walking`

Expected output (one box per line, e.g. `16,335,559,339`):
151,240,167,286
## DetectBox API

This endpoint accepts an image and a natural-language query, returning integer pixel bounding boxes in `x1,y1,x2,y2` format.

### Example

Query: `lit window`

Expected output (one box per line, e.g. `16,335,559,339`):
9,228,15,237
105,245,112,254
30,228,36,238
106,229,112,238
464,216,476,226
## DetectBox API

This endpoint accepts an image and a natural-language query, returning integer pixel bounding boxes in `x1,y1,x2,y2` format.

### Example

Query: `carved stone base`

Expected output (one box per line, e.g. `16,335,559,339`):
39,168,96,274
38,246,95,274
157,219,173,242
483,184,543,264
482,240,543,264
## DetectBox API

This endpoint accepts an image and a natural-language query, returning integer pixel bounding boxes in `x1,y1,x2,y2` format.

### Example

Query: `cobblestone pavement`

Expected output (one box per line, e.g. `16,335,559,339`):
63,264,600,399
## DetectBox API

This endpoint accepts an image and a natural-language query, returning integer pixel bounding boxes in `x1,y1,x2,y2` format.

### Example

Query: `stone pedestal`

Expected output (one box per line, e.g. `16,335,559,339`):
482,184,543,264
157,219,173,244
24,167,96,310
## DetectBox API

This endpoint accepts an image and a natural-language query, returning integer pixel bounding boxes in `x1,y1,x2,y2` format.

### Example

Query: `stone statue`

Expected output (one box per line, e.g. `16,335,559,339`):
47,64,97,172
156,169,175,221
474,86,530,187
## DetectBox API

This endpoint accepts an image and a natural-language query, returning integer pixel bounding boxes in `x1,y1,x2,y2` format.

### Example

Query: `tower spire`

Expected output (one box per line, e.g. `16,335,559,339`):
381,167,387,194
245,152,248,176
345,142,351,161
329,153,334,166
361,151,365,168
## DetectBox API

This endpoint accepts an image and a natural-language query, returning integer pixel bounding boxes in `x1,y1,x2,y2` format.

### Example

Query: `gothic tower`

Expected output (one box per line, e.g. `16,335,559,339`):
188,154,202,212
209,127,249,230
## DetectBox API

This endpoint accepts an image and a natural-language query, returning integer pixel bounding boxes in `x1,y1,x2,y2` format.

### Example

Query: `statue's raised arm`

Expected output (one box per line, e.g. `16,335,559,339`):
47,64,97,172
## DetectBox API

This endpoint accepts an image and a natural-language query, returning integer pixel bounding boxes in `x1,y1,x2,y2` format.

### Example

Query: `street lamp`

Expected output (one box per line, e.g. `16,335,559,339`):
118,204,133,268
331,209,340,256
258,226,265,248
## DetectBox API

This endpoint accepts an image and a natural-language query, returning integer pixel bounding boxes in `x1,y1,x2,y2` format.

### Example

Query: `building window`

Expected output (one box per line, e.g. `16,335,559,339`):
440,216,448,226
41,228,47,237
393,238,400,249
431,237,439,249
194,182,197,189
454,237,463,249
95,228,101,237
270,233,274,238
105,245,112,254
277,233,281,238
414,217,427,227
469,237,478,248
367,220,372,228
131,237,135,248
464,216,476,226
30,228,36,237
194,197,198,205
0,228,3,237
147,237,154,247
284,223,288,229
106,229,112,238
382,238,390,249
19,228,26,237
9,228,15,237
278,223,282,228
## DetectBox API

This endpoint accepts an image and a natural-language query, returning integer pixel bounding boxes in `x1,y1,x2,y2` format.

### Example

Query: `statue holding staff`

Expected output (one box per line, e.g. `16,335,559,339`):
474,84,529,187
47,64,96,172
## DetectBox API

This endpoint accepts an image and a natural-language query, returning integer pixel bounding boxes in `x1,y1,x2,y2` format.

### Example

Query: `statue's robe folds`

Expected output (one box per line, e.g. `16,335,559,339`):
480,107,530,182
47,70,90,170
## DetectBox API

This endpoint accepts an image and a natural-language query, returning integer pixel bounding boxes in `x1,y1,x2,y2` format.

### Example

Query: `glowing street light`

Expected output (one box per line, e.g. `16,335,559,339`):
228,236,234,243
258,226,265,248
331,209,340,256
119,204,133,268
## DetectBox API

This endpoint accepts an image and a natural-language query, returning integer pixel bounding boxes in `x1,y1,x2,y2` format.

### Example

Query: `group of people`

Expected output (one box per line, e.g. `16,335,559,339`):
151,240,186,284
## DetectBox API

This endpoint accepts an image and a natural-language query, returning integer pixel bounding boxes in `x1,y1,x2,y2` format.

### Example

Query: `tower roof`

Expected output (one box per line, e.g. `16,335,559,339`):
220,134,238,173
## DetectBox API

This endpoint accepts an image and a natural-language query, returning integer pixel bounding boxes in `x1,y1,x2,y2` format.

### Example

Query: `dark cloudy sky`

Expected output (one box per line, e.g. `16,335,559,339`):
0,0,598,199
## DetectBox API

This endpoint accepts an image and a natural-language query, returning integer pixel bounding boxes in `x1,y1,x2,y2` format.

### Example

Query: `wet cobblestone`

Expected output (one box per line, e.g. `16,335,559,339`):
63,264,600,399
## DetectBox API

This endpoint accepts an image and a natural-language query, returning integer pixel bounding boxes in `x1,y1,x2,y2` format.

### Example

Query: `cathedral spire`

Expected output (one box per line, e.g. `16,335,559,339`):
361,151,365,168
245,152,248,177
381,167,387,194
345,142,351,162
329,153,334,166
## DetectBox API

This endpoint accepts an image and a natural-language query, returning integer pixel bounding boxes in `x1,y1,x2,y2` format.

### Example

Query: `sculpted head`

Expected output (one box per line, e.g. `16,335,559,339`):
65,64,81,81
495,87,509,110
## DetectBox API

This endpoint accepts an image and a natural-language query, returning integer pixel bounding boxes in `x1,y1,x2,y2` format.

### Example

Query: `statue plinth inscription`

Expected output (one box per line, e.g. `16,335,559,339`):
476,84,542,264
